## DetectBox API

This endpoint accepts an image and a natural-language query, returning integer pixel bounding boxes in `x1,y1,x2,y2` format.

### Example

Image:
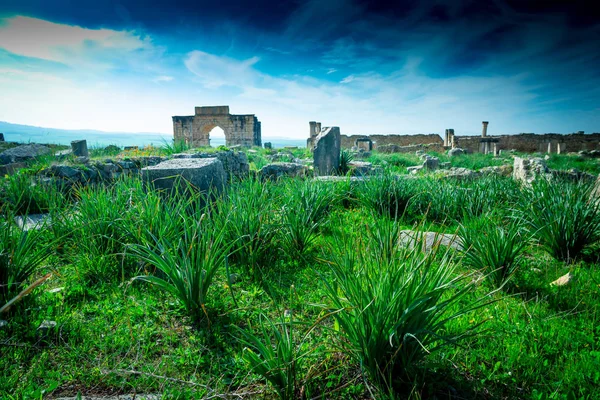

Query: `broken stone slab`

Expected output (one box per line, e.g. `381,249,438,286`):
407,165,423,174
313,127,341,176
47,165,85,180
550,272,573,287
0,144,51,164
422,156,439,171
348,161,373,176
0,162,27,176
399,230,463,253
70,140,88,157
142,158,226,195
259,162,308,180
513,157,550,185
440,167,480,180
448,148,465,157
14,213,52,231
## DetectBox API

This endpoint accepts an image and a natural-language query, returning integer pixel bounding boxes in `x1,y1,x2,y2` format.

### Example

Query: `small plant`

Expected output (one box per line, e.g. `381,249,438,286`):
322,219,485,392
0,215,53,306
357,172,415,219
519,177,600,262
235,311,312,400
460,217,528,286
338,149,353,175
129,213,231,323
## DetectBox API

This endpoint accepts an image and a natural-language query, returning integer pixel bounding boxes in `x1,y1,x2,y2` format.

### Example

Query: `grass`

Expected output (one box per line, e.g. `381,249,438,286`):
1,148,600,399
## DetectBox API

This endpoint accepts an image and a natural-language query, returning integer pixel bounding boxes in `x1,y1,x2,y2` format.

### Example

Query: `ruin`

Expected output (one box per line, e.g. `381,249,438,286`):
173,106,261,147
307,121,322,149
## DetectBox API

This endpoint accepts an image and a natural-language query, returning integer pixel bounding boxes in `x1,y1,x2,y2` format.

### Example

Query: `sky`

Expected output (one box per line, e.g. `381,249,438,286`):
0,0,598,139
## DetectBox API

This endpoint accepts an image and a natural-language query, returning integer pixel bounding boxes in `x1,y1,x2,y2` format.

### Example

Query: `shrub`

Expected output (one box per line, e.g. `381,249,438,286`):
519,177,600,262
235,312,311,400
129,213,231,323
460,217,528,286
322,217,484,392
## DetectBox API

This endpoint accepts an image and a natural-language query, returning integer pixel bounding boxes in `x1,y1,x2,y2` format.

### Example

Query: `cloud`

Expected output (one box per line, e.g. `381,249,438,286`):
0,16,155,69
184,50,260,88
153,75,174,83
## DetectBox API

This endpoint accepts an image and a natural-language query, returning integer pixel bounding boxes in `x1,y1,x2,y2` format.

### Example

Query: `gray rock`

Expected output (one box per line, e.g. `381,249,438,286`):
14,213,52,231
142,158,226,194
441,167,480,180
74,156,89,164
38,320,57,330
70,140,88,157
448,148,465,157
348,161,373,176
0,162,26,176
259,162,308,180
0,144,51,164
313,127,341,176
399,230,463,253
422,156,439,171
407,165,423,174
513,157,549,184
49,165,82,179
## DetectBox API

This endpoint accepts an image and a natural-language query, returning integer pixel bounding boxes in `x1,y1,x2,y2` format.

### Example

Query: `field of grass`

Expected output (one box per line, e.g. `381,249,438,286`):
1,146,599,399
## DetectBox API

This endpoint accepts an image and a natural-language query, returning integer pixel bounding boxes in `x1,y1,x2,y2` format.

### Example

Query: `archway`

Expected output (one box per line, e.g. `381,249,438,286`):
208,126,226,147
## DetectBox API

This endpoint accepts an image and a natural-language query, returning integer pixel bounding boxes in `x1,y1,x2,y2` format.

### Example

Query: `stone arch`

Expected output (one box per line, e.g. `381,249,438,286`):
203,124,228,147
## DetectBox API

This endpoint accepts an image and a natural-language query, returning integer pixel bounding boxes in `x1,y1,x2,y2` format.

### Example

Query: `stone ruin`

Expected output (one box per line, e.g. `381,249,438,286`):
172,106,261,147
306,121,322,149
313,127,341,176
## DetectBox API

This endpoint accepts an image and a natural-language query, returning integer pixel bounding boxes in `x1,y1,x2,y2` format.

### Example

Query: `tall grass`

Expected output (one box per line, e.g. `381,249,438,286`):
322,217,485,392
129,213,231,323
519,177,600,262
0,172,64,215
0,214,53,305
216,178,278,279
460,217,528,286
357,173,415,219
235,312,311,400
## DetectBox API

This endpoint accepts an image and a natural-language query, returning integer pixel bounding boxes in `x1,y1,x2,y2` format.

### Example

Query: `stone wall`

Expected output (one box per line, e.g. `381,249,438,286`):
340,134,443,149
455,133,600,154
173,106,261,147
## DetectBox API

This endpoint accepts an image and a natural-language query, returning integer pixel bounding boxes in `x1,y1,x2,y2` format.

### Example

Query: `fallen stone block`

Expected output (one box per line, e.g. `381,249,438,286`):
259,162,308,180
142,158,226,195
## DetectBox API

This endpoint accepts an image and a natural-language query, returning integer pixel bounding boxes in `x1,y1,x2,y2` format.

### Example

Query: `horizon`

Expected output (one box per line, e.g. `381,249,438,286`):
1,1,599,140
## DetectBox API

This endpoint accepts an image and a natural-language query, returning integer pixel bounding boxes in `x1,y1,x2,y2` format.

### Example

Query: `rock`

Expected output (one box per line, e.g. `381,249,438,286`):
313,127,341,176
550,272,572,287
259,162,308,180
14,214,51,231
480,165,513,177
0,162,26,176
348,161,373,176
74,156,89,164
407,165,423,174
38,320,57,330
0,133,4,142
55,149,72,161
0,144,51,164
448,148,465,157
422,156,439,171
49,165,83,180
142,158,226,195
441,167,480,179
263,142,272,149
70,140,88,157
513,157,549,184
399,230,463,253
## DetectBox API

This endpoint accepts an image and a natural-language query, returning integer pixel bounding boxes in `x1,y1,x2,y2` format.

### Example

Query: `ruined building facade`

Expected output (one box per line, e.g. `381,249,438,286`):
173,106,261,147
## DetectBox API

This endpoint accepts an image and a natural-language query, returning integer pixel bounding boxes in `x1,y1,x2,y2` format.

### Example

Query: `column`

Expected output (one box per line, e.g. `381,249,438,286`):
482,121,489,137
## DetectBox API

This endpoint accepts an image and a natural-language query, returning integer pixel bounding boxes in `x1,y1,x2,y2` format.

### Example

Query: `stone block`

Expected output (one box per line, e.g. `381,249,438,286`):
142,158,226,195
313,127,341,176
448,148,465,157
0,144,51,164
264,142,272,149
259,162,308,180
0,162,26,176
71,140,88,157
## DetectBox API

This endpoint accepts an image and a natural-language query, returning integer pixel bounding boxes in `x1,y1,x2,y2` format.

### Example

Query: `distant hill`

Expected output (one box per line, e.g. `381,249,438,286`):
0,121,306,148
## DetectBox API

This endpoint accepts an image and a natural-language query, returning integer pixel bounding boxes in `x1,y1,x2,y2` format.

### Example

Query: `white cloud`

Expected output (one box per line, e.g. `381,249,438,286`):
0,16,154,69
184,50,260,88
153,75,174,83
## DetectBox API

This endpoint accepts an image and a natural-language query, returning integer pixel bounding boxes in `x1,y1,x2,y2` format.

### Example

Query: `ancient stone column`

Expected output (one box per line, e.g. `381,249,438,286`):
71,140,88,157
482,121,489,137
449,129,455,148
558,143,564,154
444,129,449,147
547,142,552,154
309,121,317,138
313,127,341,176
493,143,498,157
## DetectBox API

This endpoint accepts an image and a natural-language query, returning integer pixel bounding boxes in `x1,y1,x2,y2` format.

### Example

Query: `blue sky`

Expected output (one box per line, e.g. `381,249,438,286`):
0,0,598,139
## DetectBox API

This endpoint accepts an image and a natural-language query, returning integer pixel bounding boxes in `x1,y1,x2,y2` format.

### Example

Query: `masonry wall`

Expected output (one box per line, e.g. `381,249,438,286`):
340,134,443,149
455,133,600,153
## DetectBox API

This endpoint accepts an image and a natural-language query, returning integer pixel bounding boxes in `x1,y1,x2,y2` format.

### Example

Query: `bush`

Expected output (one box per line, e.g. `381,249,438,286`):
460,217,528,286
519,178,600,262
322,217,484,392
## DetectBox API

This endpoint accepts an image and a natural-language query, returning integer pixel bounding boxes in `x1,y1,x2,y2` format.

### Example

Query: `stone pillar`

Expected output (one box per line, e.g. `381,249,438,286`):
71,140,88,157
482,121,489,137
558,143,564,154
449,129,455,148
0,133,4,142
313,127,341,176
309,121,317,138
493,143,498,157
547,142,552,154
444,129,449,147
316,122,322,134
451,133,456,148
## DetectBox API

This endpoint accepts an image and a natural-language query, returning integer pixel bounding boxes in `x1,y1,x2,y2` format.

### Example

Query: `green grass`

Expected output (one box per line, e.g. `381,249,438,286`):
1,149,600,399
